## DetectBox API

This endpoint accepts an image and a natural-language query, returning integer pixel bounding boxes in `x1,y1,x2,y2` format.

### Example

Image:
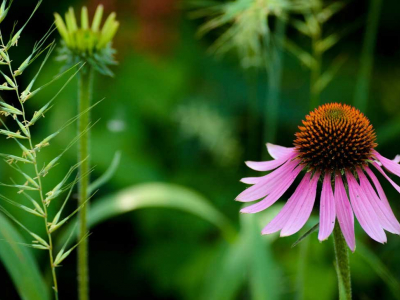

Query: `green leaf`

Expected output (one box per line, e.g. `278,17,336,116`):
244,213,279,300
283,39,315,69
292,222,319,248
201,236,247,300
0,214,50,300
356,243,400,300
201,209,281,300
88,151,121,194
57,183,237,248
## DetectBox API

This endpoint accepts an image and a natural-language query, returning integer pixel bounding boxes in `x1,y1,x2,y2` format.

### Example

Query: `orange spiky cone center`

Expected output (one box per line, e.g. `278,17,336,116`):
294,103,377,171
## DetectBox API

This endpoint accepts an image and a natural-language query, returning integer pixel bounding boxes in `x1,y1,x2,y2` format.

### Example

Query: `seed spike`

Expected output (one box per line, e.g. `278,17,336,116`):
8,0,42,48
54,231,91,266
49,191,96,233
0,194,43,217
20,42,56,101
44,160,85,204
0,153,33,164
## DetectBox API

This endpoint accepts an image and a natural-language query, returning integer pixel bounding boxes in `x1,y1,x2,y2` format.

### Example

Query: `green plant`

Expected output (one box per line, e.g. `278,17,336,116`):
54,5,119,300
0,1,95,299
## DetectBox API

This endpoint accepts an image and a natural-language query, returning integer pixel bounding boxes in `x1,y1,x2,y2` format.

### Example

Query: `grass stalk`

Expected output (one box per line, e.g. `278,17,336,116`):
3,45,60,299
77,66,93,300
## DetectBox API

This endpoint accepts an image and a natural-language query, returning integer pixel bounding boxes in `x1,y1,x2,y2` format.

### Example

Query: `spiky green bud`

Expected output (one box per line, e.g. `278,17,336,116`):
54,5,119,76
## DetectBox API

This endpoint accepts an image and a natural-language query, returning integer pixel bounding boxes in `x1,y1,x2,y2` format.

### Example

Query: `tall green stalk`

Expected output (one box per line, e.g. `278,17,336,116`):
354,0,382,112
77,66,94,300
333,224,352,300
265,17,286,145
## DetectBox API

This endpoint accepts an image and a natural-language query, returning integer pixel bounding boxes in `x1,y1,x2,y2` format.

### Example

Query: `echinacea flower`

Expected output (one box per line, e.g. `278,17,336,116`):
237,103,400,251
54,5,119,76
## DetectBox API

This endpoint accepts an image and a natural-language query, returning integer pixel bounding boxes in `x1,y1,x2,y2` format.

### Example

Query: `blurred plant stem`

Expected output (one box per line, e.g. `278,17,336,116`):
245,69,259,159
333,224,352,300
310,24,322,110
354,0,382,112
265,17,286,145
77,65,94,300
295,234,310,300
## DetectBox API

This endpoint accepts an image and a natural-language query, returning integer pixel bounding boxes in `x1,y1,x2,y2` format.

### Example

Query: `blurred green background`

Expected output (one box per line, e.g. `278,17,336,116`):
1,0,400,299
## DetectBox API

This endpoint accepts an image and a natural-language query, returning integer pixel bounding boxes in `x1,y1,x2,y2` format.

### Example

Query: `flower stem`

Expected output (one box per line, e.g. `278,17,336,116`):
77,65,93,300
333,224,352,300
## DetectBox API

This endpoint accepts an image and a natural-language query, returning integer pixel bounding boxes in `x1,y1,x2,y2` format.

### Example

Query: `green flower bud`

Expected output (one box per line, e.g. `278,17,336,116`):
54,5,119,76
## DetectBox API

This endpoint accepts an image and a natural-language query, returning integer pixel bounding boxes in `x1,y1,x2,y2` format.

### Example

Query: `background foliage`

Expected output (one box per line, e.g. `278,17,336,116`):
1,0,400,299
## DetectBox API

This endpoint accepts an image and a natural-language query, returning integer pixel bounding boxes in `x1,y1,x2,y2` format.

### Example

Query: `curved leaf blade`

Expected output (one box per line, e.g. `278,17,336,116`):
57,183,237,249
0,214,50,300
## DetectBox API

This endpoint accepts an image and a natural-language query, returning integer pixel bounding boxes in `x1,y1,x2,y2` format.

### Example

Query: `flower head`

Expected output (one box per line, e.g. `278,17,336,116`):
237,103,400,251
197,0,314,68
54,5,119,76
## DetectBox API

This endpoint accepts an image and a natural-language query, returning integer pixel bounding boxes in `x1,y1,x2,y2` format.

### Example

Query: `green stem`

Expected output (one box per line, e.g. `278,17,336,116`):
333,224,352,300
353,0,382,112
265,17,286,145
77,65,93,300
295,235,310,300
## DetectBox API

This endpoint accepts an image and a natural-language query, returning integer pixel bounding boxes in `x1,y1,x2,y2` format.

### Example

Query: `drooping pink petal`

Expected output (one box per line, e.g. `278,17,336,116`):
261,172,312,235
334,174,355,251
280,171,320,236
357,168,400,234
240,165,304,213
346,171,387,243
365,166,394,210
236,159,300,202
318,172,336,241
266,143,295,159
240,176,266,185
371,162,400,194
245,151,297,171
374,151,400,178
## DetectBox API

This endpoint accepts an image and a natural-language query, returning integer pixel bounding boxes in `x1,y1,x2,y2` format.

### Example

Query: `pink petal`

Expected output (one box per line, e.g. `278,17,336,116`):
365,166,394,210
280,171,320,236
240,176,266,185
371,162,400,194
261,172,312,235
266,143,295,159
236,159,300,202
393,155,400,164
374,151,400,178
245,151,297,171
334,174,355,251
357,168,400,234
318,172,336,241
240,165,303,213
346,171,387,243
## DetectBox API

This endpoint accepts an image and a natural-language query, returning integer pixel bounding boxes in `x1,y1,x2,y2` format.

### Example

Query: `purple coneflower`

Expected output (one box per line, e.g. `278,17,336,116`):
237,103,400,251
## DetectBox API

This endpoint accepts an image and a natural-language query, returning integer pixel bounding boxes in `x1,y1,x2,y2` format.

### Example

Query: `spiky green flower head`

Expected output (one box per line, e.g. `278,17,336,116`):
197,0,314,68
54,5,119,76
